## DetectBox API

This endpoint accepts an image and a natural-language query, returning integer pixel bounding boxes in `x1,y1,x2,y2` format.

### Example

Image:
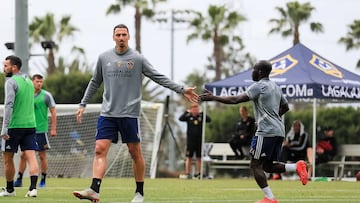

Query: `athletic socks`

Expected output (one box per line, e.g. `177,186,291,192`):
16,172,23,181
136,181,144,196
262,186,275,199
41,173,47,182
285,163,297,172
29,175,38,190
90,178,102,193
6,181,14,193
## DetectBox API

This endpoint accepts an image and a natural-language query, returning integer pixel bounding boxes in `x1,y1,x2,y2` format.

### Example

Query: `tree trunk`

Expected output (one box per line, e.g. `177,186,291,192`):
135,6,142,53
47,48,56,75
293,24,300,45
213,30,222,81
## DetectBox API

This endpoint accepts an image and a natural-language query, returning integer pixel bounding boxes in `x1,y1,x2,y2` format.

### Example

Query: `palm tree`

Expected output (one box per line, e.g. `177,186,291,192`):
187,5,246,81
106,0,167,53
269,1,323,45
29,13,78,75
56,47,92,74
339,20,360,68
208,35,256,78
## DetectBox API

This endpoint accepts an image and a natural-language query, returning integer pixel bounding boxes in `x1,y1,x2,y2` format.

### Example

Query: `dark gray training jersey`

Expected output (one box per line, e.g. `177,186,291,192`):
245,78,288,137
80,47,184,118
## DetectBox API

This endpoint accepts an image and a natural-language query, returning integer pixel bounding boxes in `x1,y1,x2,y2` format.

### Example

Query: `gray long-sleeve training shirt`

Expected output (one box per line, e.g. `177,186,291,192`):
80,47,184,118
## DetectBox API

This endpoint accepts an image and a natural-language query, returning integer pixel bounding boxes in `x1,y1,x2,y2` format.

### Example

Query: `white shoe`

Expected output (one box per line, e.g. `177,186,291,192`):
131,192,144,203
25,189,37,197
0,188,16,197
73,188,100,202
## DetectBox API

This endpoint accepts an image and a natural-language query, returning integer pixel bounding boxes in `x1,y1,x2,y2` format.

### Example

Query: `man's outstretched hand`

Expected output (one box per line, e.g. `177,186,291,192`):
199,89,214,102
183,87,199,103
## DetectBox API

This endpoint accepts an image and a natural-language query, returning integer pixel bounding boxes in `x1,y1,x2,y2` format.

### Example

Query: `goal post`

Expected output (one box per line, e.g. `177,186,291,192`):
0,101,164,179
141,101,165,179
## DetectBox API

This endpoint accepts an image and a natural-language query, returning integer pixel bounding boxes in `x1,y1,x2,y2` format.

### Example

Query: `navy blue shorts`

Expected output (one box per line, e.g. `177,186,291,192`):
36,132,50,151
1,128,38,152
249,135,283,161
96,116,141,143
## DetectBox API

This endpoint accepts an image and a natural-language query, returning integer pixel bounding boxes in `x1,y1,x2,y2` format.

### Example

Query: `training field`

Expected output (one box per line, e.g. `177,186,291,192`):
0,178,359,203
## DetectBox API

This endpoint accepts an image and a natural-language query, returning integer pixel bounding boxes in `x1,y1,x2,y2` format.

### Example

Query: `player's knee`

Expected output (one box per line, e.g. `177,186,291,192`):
127,143,142,159
262,163,272,173
250,159,262,169
262,160,279,173
20,152,26,160
129,151,143,162
39,155,45,162
94,145,107,156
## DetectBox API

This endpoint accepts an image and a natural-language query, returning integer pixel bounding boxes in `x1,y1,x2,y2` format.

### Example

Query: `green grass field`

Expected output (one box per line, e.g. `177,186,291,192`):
0,177,359,203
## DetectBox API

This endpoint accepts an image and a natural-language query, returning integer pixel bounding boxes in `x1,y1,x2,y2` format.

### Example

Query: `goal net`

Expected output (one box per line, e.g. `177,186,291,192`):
0,101,164,179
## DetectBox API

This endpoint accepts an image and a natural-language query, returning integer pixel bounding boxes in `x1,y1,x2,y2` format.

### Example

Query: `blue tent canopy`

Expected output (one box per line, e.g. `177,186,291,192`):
205,43,360,100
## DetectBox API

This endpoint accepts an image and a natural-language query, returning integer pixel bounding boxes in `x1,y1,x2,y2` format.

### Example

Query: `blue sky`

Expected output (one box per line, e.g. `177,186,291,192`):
1,0,360,83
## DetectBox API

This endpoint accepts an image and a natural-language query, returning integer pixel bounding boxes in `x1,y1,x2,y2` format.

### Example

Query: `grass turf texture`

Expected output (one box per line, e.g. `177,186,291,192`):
0,177,359,202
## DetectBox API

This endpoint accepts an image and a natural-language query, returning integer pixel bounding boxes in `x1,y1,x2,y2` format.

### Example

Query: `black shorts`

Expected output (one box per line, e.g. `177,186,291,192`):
186,144,202,158
36,132,50,151
1,128,38,152
250,135,283,161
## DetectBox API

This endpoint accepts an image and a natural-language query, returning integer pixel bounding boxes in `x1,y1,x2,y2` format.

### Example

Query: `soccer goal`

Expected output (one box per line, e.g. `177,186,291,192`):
0,101,164,179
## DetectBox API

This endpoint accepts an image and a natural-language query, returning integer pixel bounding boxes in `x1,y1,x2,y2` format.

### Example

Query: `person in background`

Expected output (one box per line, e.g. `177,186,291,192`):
306,126,337,179
14,74,57,188
200,60,308,203
315,126,337,164
0,55,39,198
72,24,198,203
228,106,256,160
179,103,211,179
271,120,310,180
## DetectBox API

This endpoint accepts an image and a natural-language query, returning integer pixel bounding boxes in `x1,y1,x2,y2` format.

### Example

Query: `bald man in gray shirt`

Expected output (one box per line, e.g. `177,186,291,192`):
73,24,198,203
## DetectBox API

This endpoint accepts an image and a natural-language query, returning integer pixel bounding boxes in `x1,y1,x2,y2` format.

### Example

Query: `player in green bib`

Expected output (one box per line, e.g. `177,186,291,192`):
1,55,39,198
14,74,57,188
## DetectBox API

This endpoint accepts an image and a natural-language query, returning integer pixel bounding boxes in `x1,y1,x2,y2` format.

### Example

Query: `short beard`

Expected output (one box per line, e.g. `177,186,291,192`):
116,44,127,54
5,72,12,77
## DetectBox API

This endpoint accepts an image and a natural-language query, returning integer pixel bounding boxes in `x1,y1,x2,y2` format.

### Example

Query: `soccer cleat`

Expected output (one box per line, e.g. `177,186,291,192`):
254,197,278,203
131,192,144,203
73,188,100,203
179,174,192,179
14,179,22,187
0,188,16,197
193,173,208,179
296,160,308,185
25,189,37,197
192,173,200,179
38,180,46,188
